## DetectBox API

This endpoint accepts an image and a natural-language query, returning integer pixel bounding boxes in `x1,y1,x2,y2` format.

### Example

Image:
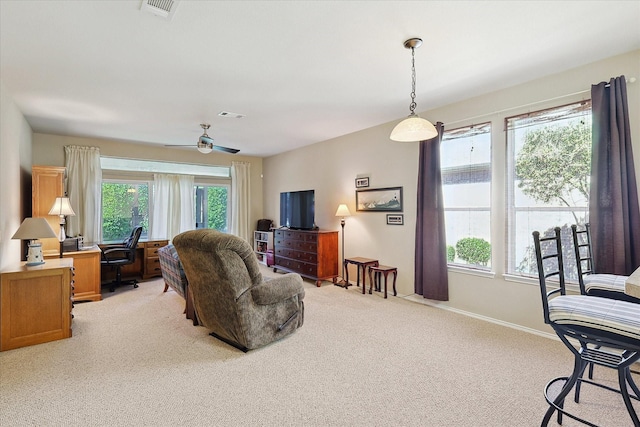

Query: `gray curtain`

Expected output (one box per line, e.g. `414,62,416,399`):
415,122,448,300
590,76,640,275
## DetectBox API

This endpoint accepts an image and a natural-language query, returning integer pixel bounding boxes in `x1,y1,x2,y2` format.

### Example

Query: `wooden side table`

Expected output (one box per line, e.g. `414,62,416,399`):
344,257,379,294
368,265,398,299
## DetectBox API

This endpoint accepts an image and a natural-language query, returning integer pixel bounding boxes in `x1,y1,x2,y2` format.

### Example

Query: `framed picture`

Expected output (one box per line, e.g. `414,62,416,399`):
356,186,403,212
386,214,404,225
355,177,369,188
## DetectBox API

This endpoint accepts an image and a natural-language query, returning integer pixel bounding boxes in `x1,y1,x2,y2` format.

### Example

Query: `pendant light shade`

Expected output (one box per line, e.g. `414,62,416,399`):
390,37,438,142
390,113,438,142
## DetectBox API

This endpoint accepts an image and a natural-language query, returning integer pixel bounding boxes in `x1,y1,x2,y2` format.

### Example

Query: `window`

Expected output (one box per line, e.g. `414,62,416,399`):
441,123,492,269
195,185,229,232
506,101,591,280
101,181,150,242
101,158,232,240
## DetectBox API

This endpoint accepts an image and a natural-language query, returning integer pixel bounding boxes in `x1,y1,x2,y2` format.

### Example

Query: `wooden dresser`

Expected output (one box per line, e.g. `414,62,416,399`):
0,258,74,351
273,229,338,286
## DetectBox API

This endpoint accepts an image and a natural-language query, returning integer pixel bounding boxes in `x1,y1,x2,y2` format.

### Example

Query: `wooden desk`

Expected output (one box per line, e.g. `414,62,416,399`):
1,259,74,351
344,257,379,294
45,247,101,302
625,266,640,299
99,239,168,283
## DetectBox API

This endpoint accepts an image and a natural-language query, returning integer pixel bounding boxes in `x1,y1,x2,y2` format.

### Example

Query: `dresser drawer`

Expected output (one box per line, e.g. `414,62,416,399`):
145,258,162,276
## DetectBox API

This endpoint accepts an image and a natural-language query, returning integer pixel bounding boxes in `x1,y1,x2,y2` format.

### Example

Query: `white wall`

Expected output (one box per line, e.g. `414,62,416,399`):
263,50,640,334
0,79,33,269
32,133,265,240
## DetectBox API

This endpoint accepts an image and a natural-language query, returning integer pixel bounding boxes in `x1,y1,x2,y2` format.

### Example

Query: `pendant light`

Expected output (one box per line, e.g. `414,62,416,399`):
390,38,438,142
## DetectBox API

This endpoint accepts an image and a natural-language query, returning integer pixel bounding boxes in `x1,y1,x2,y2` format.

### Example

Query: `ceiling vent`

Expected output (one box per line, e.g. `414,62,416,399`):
218,111,246,119
140,0,180,20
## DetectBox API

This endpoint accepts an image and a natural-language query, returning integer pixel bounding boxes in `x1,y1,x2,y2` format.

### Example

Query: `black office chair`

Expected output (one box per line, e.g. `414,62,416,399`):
101,226,143,292
533,227,640,426
571,223,638,303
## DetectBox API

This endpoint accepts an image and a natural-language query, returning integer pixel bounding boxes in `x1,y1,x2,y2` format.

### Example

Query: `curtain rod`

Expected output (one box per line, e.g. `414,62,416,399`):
444,76,636,128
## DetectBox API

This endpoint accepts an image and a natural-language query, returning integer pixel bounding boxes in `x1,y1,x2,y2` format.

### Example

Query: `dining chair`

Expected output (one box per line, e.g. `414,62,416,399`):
533,227,640,426
571,223,638,303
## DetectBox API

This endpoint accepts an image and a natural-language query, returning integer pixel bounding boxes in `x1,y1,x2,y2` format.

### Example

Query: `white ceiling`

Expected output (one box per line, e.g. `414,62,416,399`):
1,1,639,157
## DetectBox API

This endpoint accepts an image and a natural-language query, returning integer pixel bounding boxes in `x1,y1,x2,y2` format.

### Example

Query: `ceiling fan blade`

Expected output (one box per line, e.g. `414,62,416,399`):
213,145,240,154
199,135,214,145
164,144,193,147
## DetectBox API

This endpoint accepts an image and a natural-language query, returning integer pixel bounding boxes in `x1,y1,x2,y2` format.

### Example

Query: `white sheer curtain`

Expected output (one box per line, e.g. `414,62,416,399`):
64,146,102,245
230,161,250,242
151,173,194,241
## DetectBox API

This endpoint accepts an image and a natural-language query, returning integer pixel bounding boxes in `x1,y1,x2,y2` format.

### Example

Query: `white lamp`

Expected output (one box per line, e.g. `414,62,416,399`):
11,217,57,266
334,204,351,288
48,197,76,257
390,38,438,142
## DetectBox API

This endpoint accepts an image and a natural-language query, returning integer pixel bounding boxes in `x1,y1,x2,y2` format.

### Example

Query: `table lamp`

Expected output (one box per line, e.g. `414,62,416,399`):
334,204,351,287
11,217,58,265
48,197,76,257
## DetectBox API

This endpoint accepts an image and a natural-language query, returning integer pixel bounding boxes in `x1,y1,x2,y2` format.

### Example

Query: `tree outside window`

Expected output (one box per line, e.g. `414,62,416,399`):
507,101,591,279
195,185,229,232
102,182,149,242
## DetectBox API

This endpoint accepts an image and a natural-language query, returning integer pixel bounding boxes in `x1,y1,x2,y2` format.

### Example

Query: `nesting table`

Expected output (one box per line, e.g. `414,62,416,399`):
368,265,398,299
344,257,379,294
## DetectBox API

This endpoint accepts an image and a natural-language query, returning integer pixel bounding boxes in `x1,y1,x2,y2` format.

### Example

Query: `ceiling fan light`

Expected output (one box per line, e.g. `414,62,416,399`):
197,142,213,154
390,114,438,142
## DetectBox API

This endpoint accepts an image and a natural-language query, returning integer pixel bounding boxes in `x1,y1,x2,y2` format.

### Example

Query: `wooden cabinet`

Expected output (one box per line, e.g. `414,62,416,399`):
46,247,101,302
273,229,338,286
143,239,168,279
1,259,74,351
254,230,273,265
32,165,66,256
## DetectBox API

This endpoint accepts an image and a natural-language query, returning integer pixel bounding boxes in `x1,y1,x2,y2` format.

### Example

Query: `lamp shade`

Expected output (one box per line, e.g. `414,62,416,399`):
390,114,438,142
335,204,351,217
48,197,75,216
11,217,57,240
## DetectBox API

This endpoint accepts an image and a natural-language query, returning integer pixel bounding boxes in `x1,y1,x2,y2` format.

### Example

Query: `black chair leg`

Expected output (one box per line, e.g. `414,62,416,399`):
619,367,640,426
108,266,139,292
542,356,585,426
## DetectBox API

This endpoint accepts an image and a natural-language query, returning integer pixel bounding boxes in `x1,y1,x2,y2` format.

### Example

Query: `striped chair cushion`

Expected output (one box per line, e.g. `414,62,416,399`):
548,295,640,341
584,274,628,294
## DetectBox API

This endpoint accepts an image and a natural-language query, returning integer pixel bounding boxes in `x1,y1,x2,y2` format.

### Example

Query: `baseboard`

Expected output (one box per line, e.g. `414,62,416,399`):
401,294,558,341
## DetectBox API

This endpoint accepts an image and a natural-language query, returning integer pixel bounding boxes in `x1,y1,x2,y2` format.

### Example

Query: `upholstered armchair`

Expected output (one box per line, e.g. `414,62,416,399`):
158,244,198,325
173,229,305,351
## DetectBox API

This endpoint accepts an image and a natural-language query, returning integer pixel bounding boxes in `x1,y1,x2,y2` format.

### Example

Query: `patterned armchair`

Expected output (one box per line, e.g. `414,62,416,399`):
158,244,197,325
173,229,305,352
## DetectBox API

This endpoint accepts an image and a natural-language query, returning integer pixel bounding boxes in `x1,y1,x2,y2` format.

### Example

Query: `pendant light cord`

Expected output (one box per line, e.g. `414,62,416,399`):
409,47,417,115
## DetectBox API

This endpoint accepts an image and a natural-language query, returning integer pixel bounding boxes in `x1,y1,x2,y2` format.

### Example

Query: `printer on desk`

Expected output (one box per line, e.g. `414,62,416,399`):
62,236,83,253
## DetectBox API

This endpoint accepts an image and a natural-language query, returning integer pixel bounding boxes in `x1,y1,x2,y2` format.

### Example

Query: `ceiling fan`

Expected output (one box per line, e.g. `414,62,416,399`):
165,124,240,154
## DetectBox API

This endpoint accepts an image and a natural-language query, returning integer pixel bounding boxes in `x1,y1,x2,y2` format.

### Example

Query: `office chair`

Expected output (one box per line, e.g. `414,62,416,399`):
571,223,638,303
101,226,143,292
533,227,640,426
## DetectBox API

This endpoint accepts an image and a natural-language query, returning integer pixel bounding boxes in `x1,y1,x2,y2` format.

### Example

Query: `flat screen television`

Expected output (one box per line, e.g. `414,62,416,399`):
280,190,315,230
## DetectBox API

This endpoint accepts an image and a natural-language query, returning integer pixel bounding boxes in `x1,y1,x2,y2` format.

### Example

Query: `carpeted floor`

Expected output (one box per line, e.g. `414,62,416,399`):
0,266,637,426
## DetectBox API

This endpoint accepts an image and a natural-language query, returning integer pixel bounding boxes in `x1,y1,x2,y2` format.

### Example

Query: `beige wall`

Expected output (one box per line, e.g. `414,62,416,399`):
32,133,264,242
0,80,33,269
263,50,640,334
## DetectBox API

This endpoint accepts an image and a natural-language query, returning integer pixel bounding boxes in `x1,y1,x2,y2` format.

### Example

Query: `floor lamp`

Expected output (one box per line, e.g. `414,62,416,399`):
334,204,351,288
48,197,76,258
